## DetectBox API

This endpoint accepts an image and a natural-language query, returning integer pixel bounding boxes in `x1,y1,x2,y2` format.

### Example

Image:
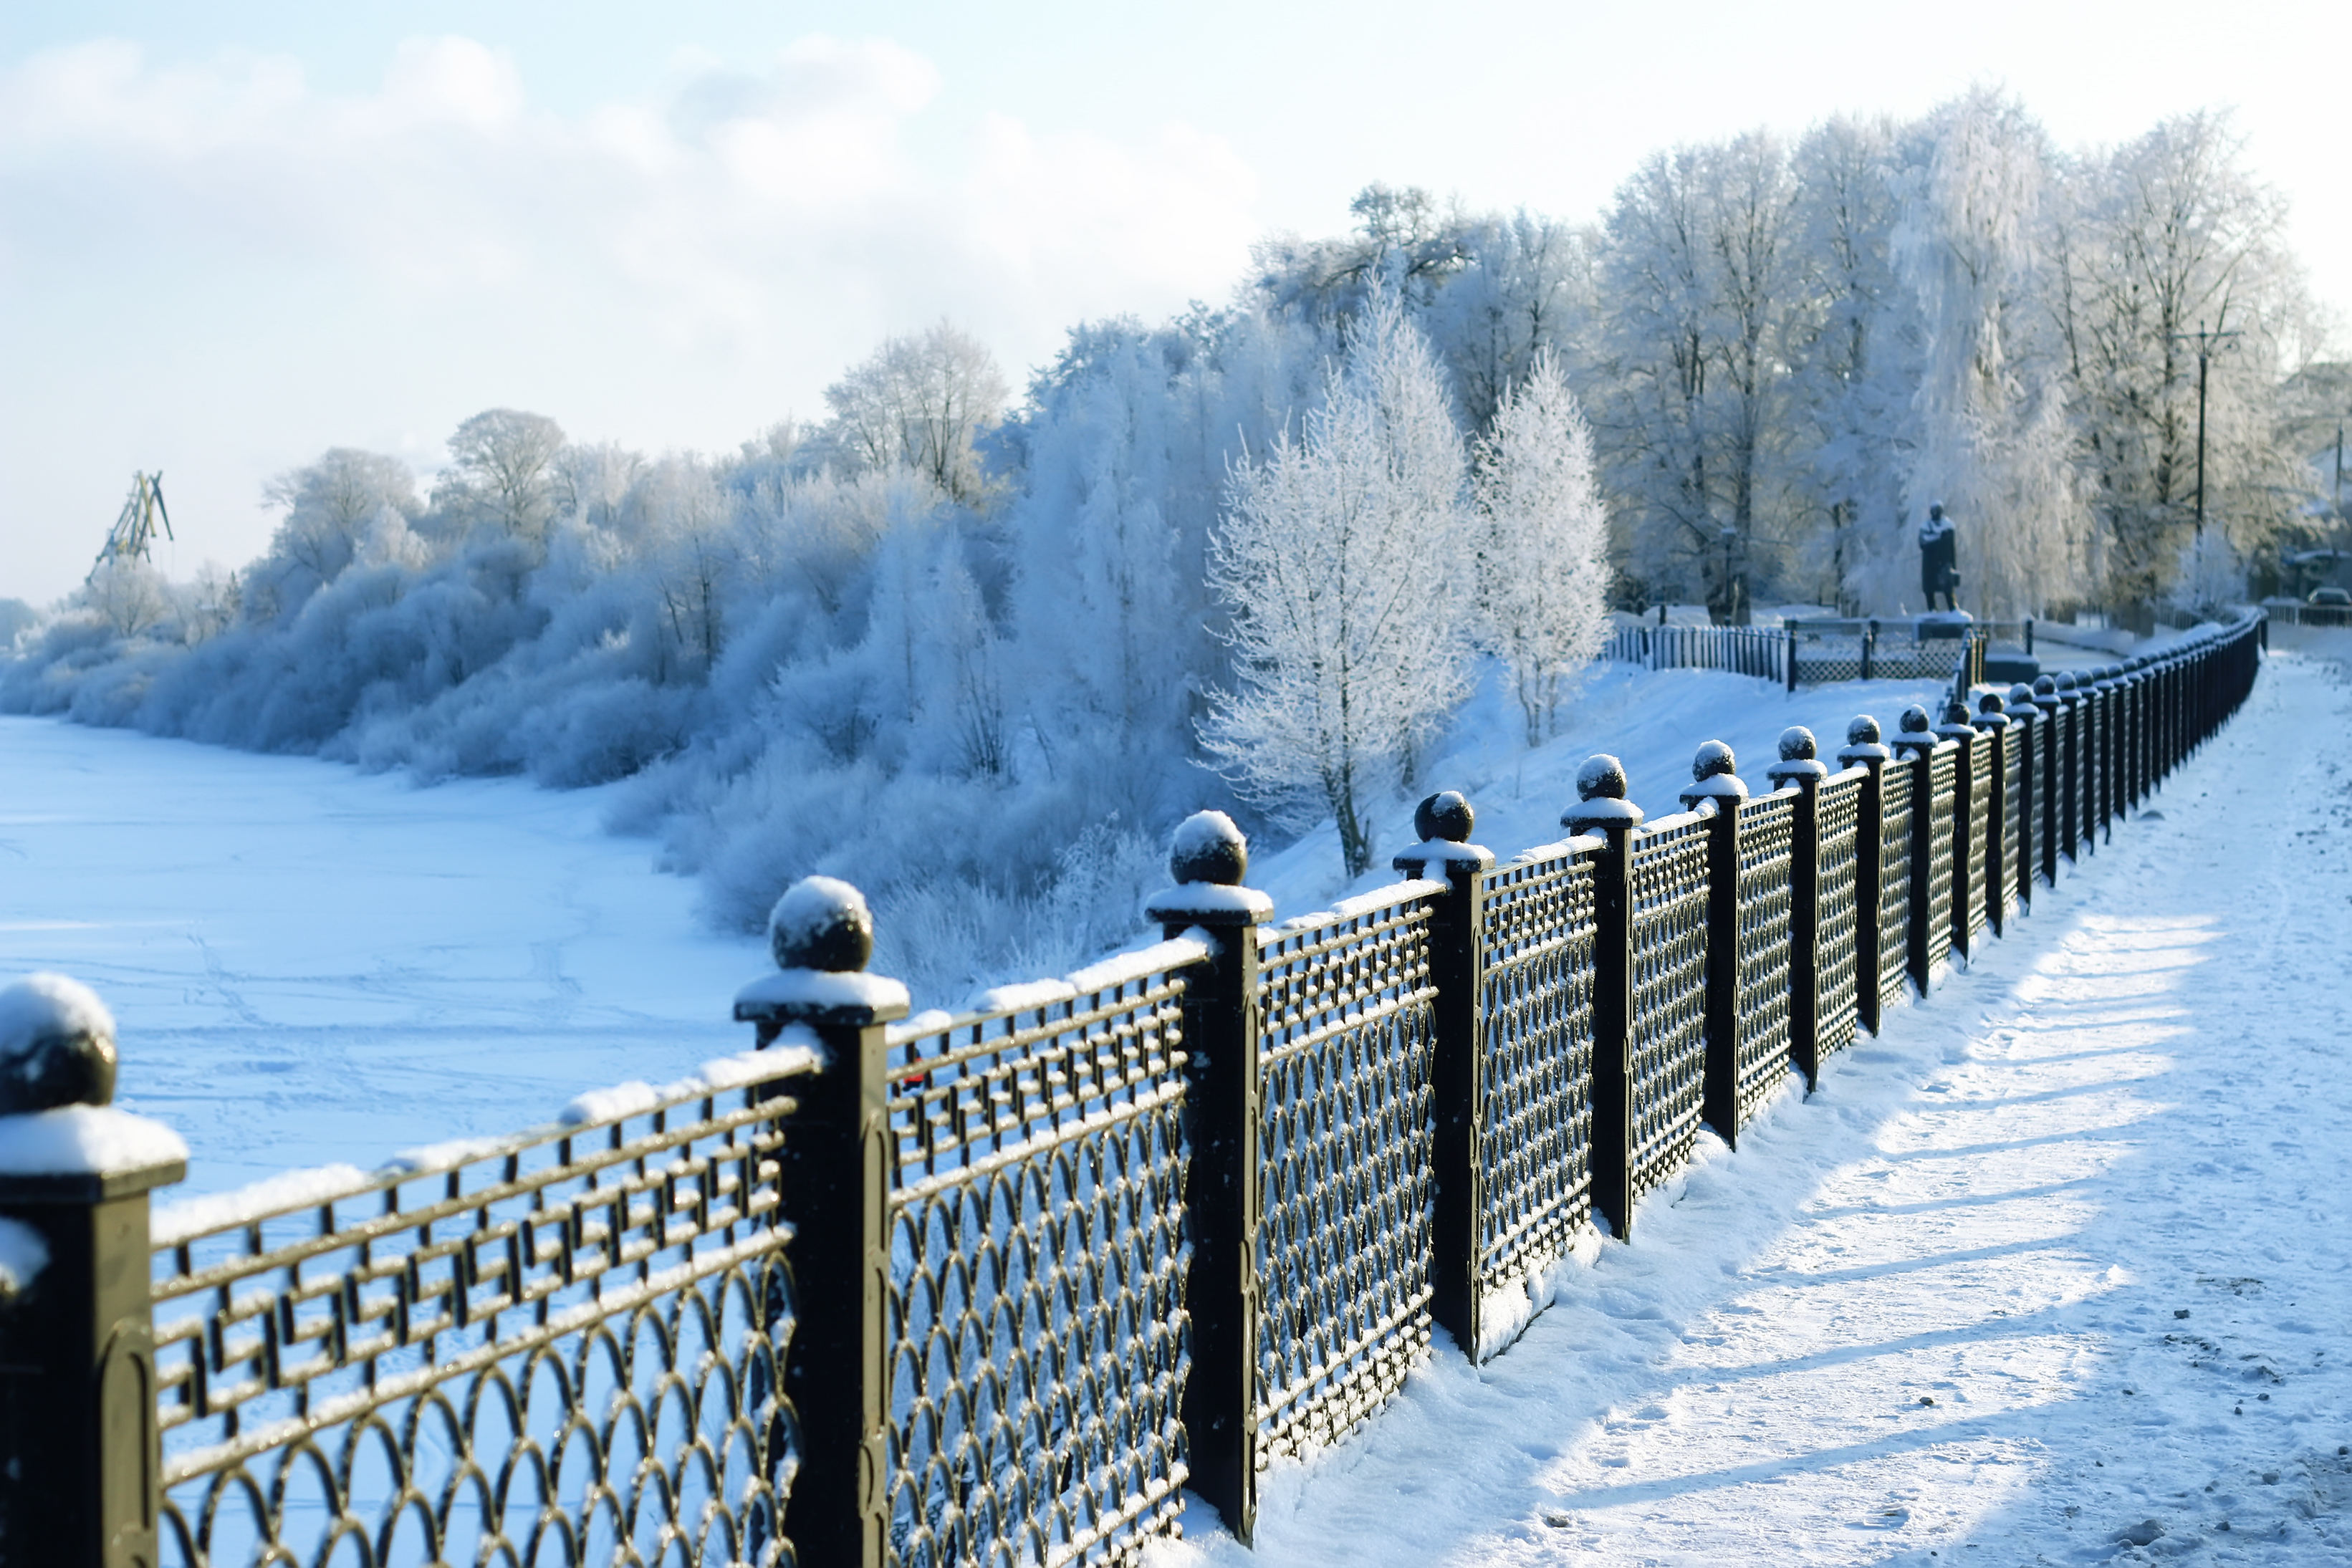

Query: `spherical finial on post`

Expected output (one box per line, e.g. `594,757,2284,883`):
1578,754,1629,802
2033,674,2058,698
1681,741,1747,809
1766,724,1828,784
1838,713,1891,766
1146,810,1274,927
767,877,875,973
1413,790,1474,845
1565,754,1646,834
1892,703,1937,755
1170,809,1249,885
736,877,910,1031
2008,683,2037,709
0,974,118,1115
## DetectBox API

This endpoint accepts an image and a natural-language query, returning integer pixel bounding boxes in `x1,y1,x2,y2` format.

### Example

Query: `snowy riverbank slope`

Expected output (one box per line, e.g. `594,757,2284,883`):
1154,650,2352,1565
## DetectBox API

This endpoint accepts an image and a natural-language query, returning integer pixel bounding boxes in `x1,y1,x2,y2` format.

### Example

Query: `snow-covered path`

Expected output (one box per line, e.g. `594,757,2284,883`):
1161,650,2352,1566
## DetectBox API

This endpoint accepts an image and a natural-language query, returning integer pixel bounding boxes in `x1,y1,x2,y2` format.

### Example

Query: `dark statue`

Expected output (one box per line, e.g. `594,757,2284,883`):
1919,501,1959,612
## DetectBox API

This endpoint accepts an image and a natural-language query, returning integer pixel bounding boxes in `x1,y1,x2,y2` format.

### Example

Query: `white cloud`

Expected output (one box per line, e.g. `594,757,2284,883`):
0,34,1264,600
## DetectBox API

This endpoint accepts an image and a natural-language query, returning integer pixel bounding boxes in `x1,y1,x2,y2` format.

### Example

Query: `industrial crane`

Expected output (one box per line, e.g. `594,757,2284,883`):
87,471,174,582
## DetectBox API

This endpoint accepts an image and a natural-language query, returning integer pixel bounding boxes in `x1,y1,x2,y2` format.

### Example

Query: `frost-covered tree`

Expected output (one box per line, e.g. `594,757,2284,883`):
436,409,567,543
1592,134,1804,617
1203,291,1470,875
1783,115,1923,612
2054,111,2305,610
1895,91,2087,617
254,448,418,619
1474,352,1609,744
817,323,1008,505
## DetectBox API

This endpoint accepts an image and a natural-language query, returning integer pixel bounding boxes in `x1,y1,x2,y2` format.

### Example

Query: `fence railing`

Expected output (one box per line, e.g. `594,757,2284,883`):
0,613,2266,1567
1602,618,2027,695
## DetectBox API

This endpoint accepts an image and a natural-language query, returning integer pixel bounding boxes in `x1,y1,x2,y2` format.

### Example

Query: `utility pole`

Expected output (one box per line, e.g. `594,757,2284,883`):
2169,321,2240,537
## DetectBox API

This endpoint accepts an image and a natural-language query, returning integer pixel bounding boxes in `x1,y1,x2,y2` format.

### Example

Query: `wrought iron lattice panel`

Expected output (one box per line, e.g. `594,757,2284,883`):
882,957,1197,1568
1732,792,1797,1123
1964,731,1993,943
1253,890,1439,1463
151,1057,819,1568
1924,745,1958,978
1474,847,1597,1307
2002,728,2027,910
1815,771,1865,1059
1625,817,1711,1200
1876,764,1914,1012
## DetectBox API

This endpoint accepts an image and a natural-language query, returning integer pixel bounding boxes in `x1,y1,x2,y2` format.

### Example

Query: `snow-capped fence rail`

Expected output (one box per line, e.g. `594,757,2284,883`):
0,613,2264,1567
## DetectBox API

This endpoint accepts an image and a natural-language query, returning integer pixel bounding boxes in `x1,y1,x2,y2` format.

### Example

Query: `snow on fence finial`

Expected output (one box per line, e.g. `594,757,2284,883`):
1891,704,1938,756
1838,715,1892,766
1680,741,1747,811
767,876,875,973
1170,809,1249,885
1146,811,1274,925
737,877,910,1026
2055,671,2079,693
0,975,188,1189
2034,674,2058,698
1577,754,1628,801
1413,791,1474,845
2009,683,2037,711
0,973,118,1114
1766,725,1828,785
1564,755,1645,834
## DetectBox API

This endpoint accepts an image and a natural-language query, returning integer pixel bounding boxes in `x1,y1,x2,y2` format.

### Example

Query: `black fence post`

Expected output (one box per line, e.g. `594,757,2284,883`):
1767,728,1831,1090
0,976,184,1568
2006,683,2037,911
1936,701,1979,962
1566,756,1646,1242
1837,718,1893,1036
1972,693,2012,936
2055,672,2083,862
1393,792,1494,1361
1892,707,1938,996
1145,812,1273,1544
2032,675,2063,885
738,879,908,1568
1861,620,1877,681
1679,743,1748,1143
2093,666,2120,845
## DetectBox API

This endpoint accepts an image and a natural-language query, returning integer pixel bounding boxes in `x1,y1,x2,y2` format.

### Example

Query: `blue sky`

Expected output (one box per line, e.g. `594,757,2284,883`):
5,1,2345,600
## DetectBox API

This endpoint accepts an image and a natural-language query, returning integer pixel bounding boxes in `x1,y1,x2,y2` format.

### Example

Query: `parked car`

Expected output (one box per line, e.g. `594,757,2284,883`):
2311,587,2352,607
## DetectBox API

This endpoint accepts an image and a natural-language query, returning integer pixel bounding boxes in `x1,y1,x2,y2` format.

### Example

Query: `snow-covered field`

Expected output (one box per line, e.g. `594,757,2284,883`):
1160,649,2352,1566
7,645,2345,1563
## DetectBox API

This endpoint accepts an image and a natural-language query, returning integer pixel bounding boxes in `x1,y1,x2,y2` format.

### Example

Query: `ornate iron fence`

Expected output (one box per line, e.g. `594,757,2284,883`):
0,615,2267,1568
152,1051,822,1568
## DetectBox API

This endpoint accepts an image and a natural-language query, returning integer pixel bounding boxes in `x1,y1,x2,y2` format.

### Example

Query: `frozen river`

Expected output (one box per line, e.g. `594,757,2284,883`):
0,716,763,1193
